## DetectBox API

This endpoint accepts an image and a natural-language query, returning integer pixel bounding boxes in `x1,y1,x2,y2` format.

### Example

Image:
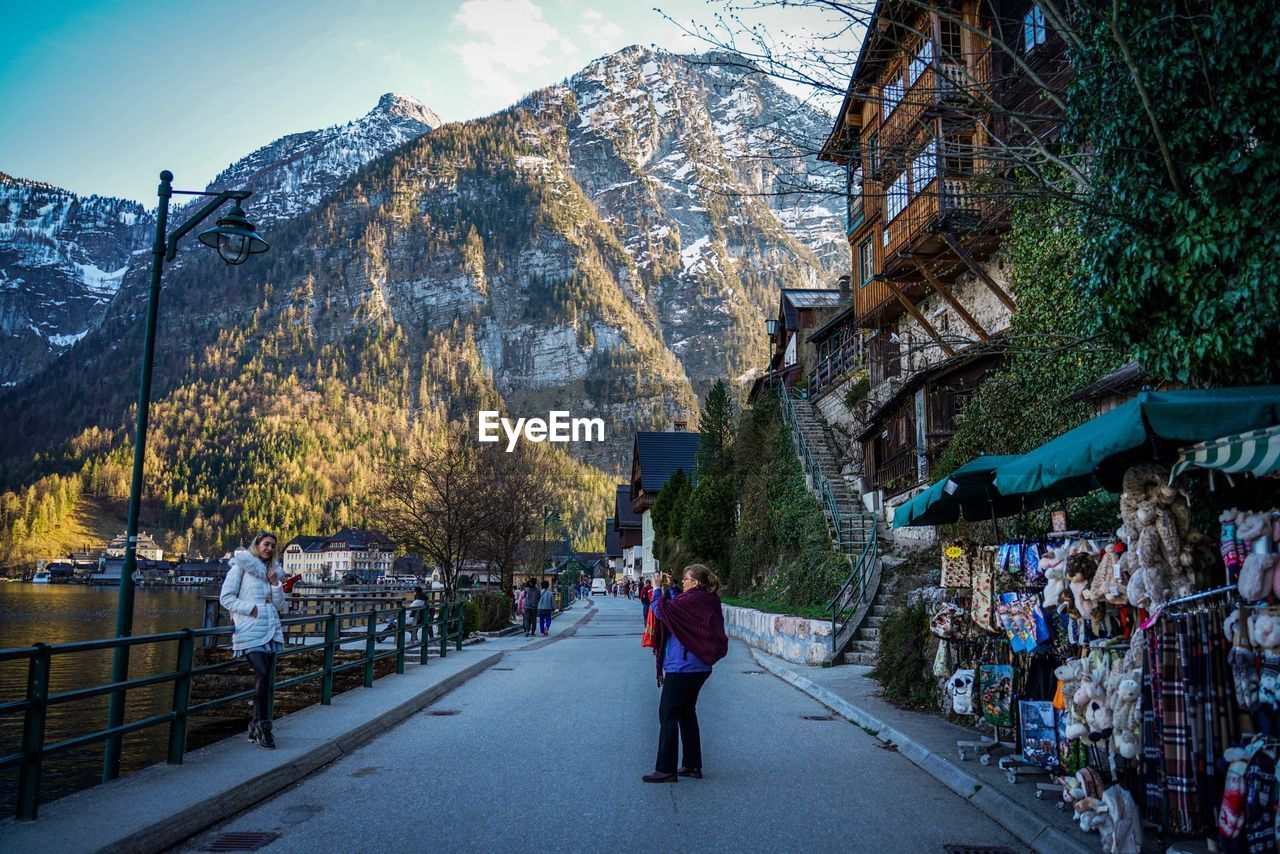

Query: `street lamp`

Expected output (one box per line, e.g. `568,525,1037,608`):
104,171,268,782
541,506,561,578
765,317,778,389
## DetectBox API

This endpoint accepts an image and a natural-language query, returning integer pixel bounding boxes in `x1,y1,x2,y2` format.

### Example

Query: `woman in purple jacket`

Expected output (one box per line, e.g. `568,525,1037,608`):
643,564,729,783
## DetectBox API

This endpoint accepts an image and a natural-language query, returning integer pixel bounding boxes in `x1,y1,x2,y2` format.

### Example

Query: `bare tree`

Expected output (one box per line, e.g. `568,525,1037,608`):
476,441,560,591
372,424,494,598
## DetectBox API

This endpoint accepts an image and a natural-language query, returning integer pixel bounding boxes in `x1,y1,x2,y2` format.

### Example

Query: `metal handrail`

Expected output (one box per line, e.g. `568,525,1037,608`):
827,520,879,654
0,599,470,820
778,385,847,549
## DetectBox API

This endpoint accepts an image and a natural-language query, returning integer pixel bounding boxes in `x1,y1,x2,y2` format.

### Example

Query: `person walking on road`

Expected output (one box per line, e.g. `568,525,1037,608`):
537,580,555,636
219,531,288,751
522,578,539,636
639,579,653,623
643,564,729,784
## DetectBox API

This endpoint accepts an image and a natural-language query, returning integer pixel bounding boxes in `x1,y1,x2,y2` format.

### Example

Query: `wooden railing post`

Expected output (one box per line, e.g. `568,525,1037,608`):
364,608,377,687
439,605,448,659
167,629,195,765
395,607,406,674
454,603,463,652
321,611,336,705
16,643,51,821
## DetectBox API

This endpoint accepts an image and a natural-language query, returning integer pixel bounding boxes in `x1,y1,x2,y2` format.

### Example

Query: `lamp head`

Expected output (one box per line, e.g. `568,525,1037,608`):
765,318,778,338
198,203,268,265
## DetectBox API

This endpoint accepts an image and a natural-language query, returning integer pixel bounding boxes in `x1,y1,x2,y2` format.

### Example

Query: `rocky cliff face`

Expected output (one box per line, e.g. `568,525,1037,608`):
0,173,152,385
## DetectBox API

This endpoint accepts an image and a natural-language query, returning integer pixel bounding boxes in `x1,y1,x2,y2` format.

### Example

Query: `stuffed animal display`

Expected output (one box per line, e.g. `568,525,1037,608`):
1117,463,1198,609
1225,507,1280,602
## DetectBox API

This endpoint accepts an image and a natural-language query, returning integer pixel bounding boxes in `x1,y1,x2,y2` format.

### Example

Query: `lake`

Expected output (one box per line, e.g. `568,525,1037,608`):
0,583,227,817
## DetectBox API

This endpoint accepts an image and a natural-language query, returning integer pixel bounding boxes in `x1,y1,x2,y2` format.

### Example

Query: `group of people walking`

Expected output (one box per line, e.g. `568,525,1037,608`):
515,577,555,636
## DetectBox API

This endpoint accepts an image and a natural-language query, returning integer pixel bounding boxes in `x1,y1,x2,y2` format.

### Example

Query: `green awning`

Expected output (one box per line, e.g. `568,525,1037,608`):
1171,425,1280,481
993,387,1280,499
893,455,1035,528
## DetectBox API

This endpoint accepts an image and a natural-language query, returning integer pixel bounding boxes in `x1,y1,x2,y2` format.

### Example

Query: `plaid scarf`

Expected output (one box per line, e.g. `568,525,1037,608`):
1162,619,1199,833
1142,627,1165,823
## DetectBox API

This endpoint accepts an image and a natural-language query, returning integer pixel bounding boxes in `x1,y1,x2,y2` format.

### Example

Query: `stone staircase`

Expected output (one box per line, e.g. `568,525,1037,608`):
839,601,890,666
789,397,866,553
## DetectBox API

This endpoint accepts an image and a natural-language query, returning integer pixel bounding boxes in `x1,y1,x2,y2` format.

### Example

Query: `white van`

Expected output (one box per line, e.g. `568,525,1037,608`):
590,578,608,596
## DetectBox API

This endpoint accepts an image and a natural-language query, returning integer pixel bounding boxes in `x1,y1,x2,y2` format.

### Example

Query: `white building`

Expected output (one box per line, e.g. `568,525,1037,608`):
283,528,395,584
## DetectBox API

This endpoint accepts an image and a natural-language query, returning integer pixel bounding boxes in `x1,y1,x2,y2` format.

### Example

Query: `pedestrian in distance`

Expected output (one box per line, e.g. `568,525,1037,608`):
523,578,540,636
537,579,555,635
639,579,654,623
219,531,288,750
643,564,729,784
407,586,428,644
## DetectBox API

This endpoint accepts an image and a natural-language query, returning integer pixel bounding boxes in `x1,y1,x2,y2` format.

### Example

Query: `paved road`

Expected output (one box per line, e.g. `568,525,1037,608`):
180,597,1023,853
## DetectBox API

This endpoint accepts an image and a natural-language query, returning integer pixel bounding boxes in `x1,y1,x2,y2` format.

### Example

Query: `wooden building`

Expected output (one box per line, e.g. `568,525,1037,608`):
818,0,1068,508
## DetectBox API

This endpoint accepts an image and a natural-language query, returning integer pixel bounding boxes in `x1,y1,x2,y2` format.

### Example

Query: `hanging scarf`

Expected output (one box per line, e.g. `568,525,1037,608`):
1162,619,1200,833
1142,627,1165,824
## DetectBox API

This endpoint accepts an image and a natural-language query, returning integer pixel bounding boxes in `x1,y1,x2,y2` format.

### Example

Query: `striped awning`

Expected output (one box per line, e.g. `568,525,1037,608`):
1171,425,1280,481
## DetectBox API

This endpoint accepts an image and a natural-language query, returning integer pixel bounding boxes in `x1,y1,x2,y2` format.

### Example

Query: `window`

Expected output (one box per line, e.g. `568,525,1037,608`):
944,133,975,176
886,172,909,221
882,76,903,117
846,165,864,233
1024,4,1047,51
908,40,934,87
940,18,962,60
912,139,937,193
859,236,874,286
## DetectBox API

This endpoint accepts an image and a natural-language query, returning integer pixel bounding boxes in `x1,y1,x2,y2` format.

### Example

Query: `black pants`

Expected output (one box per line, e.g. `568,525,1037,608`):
655,671,711,774
245,651,276,724
523,608,538,635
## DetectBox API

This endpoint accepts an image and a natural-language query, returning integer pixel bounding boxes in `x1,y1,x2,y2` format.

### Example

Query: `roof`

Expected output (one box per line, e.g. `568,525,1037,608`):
614,484,642,528
1062,362,1149,404
328,528,394,549
780,288,844,331
286,535,328,552
604,519,622,557
632,431,702,495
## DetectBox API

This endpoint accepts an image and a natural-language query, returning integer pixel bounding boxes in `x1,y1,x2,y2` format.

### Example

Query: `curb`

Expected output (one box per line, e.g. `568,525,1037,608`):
750,649,1094,854
94,652,503,854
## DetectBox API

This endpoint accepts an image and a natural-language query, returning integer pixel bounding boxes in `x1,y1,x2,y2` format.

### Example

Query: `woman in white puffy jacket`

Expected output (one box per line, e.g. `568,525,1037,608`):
220,531,287,750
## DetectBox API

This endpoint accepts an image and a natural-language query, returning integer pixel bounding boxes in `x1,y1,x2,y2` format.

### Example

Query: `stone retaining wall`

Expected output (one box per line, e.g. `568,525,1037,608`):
722,604,833,666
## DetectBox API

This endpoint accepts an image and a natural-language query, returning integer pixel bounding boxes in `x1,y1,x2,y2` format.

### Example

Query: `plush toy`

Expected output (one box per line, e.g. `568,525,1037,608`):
1109,671,1141,759
1120,463,1196,609
1249,614,1280,652
946,669,975,716
1040,545,1069,611
1239,552,1277,602
1055,658,1089,740
1092,542,1129,607
1083,664,1113,742
1067,551,1099,627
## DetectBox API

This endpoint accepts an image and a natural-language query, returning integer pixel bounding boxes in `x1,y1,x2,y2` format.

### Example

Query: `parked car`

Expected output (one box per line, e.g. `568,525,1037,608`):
590,578,607,596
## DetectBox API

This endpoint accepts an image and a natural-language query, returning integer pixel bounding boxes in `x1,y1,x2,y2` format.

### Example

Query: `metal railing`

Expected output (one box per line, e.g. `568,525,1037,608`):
0,600,468,821
827,519,879,655
778,385,849,551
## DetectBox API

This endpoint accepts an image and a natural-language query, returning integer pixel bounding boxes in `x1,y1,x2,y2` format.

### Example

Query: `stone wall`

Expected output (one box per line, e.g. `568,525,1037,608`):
722,603,834,666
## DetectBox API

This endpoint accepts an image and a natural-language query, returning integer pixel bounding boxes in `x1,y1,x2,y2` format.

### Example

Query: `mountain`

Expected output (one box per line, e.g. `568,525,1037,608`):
0,46,840,560
197,92,441,227
0,93,439,388
0,173,152,385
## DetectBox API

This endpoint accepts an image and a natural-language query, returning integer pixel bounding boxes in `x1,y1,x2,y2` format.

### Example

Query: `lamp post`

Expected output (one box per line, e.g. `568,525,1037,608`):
103,171,268,782
765,318,778,389
540,506,561,578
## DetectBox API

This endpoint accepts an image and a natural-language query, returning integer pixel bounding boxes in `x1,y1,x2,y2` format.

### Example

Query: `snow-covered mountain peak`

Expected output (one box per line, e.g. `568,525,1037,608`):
372,92,442,127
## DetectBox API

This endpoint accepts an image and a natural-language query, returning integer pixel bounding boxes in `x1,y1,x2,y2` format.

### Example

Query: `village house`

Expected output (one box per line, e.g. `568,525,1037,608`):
629,425,701,578
282,528,395,584
105,531,165,562
612,485,642,581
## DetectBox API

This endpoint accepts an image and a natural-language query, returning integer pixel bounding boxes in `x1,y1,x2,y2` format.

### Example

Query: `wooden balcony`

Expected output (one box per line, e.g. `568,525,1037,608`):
809,332,866,399
870,447,922,497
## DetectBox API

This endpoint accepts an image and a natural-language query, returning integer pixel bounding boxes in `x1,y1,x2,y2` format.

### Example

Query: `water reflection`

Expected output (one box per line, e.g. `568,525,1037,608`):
0,584,236,816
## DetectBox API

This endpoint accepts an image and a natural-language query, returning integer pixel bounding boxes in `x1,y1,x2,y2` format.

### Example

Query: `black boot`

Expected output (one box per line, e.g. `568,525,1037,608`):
256,720,276,750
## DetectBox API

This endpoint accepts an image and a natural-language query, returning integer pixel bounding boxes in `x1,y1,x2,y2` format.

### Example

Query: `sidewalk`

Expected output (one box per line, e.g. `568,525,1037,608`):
0,603,594,854
751,649,1097,854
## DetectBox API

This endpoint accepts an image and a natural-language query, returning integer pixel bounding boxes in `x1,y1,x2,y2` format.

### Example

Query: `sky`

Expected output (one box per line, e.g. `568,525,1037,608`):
0,0,851,205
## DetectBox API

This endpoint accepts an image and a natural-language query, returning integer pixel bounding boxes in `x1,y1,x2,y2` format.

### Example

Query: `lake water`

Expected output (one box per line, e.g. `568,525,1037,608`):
0,583,223,817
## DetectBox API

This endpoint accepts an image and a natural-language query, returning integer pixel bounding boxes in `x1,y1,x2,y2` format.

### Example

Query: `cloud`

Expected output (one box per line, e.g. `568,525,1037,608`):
577,8,622,44
452,0,578,102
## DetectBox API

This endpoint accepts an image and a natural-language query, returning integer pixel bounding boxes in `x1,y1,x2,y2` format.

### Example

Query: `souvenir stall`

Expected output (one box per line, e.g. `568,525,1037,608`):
894,389,1280,853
